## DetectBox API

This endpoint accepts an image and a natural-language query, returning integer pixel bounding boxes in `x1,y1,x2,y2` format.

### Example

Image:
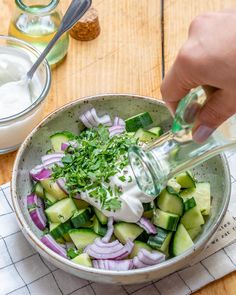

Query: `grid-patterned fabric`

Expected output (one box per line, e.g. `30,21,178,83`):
1,152,236,295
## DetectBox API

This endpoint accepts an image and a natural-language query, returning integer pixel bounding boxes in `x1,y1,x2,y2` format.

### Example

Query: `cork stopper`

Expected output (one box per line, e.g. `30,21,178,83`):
69,7,100,41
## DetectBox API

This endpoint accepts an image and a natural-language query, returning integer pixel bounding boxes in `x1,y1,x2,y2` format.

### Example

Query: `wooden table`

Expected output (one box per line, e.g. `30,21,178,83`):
0,0,235,294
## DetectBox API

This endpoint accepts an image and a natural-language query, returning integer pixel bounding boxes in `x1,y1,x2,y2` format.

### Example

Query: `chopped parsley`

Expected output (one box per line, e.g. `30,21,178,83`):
118,175,126,182
67,248,81,259
52,125,137,211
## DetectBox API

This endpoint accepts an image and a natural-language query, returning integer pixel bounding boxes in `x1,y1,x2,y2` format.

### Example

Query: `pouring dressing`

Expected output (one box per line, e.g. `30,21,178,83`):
129,87,236,197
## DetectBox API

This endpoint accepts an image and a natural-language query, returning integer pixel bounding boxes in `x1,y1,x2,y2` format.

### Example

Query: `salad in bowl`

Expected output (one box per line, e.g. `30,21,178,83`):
27,107,211,271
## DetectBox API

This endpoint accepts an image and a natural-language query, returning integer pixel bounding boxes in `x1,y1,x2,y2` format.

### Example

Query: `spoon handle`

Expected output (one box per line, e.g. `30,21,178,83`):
27,0,92,80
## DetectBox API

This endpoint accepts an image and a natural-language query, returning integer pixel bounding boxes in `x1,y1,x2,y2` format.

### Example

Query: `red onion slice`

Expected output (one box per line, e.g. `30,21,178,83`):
80,108,112,128
42,153,64,162
41,153,64,168
115,240,134,260
113,116,125,126
137,217,157,234
93,259,134,271
91,108,112,127
109,125,125,137
102,217,114,243
133,248,165,269
61,142,69,151
56,178,69,194
41,234,67,258
94,238,120,248
133,256,149,269
80,114,93,128
138,248,165,265
30,165,51,181
27,194,47,230
85,238,133,260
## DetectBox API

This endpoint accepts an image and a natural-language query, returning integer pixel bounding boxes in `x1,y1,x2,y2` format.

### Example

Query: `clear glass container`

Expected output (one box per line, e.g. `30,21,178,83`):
129,87,236,197
8,0,69,66
0,35,51,154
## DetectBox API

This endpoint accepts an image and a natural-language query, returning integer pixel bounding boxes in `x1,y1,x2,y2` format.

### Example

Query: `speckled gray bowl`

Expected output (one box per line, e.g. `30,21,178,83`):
11,94,231,284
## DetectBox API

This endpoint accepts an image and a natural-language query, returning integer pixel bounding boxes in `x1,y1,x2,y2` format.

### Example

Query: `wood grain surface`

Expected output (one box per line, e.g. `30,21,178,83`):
1,0,236,293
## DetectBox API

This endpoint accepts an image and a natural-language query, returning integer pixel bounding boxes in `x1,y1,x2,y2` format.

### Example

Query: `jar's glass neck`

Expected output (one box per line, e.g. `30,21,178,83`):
129,127,236,197
15,0,59,14
129,86,236,197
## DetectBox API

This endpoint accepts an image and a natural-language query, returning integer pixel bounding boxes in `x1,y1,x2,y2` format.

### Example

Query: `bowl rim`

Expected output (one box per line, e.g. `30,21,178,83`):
11,93,231,277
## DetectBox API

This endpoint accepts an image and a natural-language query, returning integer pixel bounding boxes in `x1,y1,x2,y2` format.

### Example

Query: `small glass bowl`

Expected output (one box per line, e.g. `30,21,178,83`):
0,35,51,154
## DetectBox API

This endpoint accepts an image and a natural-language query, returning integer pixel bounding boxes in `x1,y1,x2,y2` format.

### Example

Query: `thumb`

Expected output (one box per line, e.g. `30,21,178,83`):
193,89,235,143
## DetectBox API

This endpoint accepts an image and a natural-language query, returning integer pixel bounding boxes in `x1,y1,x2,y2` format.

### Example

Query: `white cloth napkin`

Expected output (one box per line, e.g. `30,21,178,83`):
1,152,236,295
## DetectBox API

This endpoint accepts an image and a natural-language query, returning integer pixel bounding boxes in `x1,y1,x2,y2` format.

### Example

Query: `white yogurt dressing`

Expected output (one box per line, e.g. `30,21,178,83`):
0,48,41,119
0,47,44,151
81,165,154,222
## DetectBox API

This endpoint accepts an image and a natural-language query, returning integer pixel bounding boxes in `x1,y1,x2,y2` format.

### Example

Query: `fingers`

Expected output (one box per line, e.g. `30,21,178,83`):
192,90,236,143
161,42,203,114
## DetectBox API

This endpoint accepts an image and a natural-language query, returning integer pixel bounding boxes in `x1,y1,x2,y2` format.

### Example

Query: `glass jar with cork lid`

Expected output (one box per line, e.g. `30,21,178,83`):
8,0,69,66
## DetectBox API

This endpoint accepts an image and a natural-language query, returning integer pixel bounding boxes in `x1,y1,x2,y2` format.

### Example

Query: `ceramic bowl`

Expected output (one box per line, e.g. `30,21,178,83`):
11,94,231,284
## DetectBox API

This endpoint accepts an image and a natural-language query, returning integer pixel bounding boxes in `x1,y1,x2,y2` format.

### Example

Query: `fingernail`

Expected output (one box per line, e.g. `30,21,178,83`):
193,125,214,143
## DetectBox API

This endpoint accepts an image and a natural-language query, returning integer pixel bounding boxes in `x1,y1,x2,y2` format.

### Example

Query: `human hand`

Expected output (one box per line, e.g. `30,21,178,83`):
161,10,236,143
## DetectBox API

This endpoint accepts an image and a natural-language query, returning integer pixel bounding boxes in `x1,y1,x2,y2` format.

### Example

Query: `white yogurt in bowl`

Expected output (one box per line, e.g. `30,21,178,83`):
0,35,51,153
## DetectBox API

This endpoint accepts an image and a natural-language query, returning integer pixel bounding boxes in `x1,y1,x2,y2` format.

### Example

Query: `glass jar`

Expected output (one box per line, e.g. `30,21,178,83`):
129,87,236,197
0,35,51,154
8,0,69,66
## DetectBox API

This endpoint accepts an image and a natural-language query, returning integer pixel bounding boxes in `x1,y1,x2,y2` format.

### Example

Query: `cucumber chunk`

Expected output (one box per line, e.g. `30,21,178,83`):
143,210,153,219
147,227,172,253
171,224,194,256
187,226,202,240
73,199,90,210
40,179,67,200
129,241,152,259
45,198,76,223
134,128,158,143
157,189,183,216
69,229,99,250
34,183,44,198
153,209,179,231
136,230,149,243
142,203,154,219
181,206,205,229
183,197,197,212
180,183,211,215
94,208,108,225
63,233,72,242
127,132,135,137
125,112,153,132
55,237,66,244
50,131,74,152
166,178,181,194
93,216,107,236
44,191,57,206
148,126,163,137
71,208,92,228
114,222,143,244
49,221,72,240
71,253,92,267
176,171,196,188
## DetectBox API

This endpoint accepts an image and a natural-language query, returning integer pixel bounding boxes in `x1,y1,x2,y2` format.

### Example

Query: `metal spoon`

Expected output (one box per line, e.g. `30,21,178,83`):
28,0,92,79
